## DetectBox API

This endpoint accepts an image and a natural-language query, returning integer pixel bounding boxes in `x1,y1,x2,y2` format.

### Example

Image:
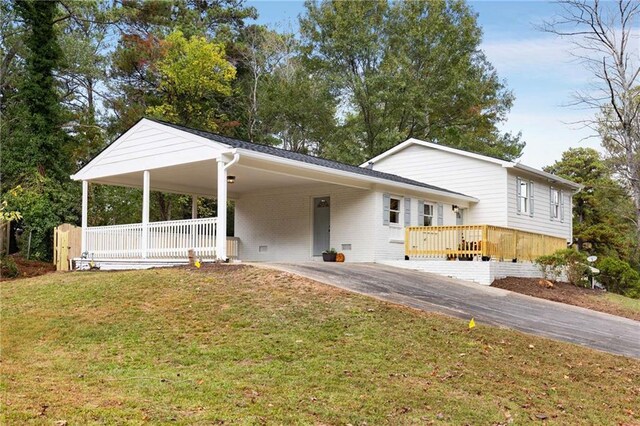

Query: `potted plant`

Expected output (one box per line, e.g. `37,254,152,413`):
322,248,337,262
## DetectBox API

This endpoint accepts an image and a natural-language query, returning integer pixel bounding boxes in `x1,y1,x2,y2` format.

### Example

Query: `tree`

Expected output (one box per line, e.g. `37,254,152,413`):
146,30,236,132
542,0,640,243
4,0,72,183
300,0,523,164
544,148,637,264
1,0,79,261
237,25,292,142
260,56,338,154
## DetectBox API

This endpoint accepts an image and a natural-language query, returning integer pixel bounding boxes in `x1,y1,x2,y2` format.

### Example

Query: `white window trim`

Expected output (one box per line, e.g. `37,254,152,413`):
389,195,402,227
423,202,435,227
516,177,534,217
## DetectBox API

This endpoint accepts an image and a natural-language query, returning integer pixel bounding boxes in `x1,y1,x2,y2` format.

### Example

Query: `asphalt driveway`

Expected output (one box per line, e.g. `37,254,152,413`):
267,262,640,359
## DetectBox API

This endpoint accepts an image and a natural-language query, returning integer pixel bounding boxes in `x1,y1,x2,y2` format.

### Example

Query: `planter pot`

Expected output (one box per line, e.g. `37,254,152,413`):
322,253,337,262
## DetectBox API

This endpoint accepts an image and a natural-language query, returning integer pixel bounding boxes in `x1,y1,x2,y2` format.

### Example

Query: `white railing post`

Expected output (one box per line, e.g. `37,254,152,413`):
141,170,150,258
216,159,227,261
81,180,88,255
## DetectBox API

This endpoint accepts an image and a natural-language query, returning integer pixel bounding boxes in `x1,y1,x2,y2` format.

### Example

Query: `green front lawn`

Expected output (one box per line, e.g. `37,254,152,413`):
1,265,639,424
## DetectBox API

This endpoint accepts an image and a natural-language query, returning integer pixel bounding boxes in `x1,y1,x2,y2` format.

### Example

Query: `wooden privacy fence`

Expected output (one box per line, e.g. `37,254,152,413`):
405,225,568,262
54,223,82,271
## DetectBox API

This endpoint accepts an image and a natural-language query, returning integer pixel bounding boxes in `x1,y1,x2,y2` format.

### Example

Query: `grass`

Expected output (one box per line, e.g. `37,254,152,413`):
1,265,639,425
602,292,640,313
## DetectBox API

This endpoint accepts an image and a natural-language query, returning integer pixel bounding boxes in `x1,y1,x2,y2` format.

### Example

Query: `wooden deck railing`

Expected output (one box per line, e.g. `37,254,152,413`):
405,225,568,262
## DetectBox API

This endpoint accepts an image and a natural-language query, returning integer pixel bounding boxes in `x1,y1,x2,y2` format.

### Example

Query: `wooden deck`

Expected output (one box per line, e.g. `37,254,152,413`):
405,225,568,262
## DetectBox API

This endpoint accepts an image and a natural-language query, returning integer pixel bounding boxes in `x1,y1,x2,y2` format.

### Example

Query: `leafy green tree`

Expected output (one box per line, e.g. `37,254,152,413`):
544,148,637,265
146,30,236,132
1,0,79,261
4,0,72,183
300,0,523,163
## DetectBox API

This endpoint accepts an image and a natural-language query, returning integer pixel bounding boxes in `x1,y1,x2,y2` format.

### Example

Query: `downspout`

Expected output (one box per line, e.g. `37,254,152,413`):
216,151,240,261
224,152,240,171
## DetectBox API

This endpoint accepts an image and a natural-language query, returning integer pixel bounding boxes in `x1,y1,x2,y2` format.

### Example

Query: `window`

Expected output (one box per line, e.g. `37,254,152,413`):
550,188,560,219
423,203,434,226
517,178,534,216
550,188,563,221
389,197,400,225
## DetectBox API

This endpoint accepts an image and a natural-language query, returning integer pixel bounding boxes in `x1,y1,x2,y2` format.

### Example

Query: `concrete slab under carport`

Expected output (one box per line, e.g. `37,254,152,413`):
265,262,640,359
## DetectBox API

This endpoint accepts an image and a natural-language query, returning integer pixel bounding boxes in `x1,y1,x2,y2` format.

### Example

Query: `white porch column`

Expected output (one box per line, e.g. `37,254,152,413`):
216,160,227,261
191,195,198,219
141,170,150,258
81,180,88,254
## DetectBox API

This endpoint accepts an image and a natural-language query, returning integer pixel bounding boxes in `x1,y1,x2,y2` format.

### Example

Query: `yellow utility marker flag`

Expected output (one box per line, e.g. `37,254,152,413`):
468,318,476,329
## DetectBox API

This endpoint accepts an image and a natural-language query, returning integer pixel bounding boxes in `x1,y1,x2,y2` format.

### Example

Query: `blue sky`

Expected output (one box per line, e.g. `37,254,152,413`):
246,0,603,169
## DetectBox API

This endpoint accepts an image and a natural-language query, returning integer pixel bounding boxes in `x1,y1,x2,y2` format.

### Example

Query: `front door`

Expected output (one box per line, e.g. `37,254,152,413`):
313,197,330,256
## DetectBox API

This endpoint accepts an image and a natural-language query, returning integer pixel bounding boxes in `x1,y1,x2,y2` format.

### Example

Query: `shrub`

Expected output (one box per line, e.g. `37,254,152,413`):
597,257,640,298
535,249,589,286
535,253,563,281
0,255,19,278
557,249,589,287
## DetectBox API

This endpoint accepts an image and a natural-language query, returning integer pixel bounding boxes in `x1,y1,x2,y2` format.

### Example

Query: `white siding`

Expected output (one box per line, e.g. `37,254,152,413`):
234,184,377,262
506,170,573,241
371,144,508,226
373,192,459,262
77,120,227,179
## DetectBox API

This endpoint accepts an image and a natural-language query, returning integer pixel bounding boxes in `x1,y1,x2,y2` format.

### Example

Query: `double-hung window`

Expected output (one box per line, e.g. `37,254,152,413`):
549,187,563,221
517,178,534,216
389,197,401,225
422,203,434,226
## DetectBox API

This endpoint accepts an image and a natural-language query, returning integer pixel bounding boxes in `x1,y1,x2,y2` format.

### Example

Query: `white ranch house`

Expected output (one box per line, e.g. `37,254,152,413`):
71,118,580,283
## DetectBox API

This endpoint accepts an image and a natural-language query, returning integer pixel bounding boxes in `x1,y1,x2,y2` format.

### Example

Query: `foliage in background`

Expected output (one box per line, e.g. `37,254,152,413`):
544,148,638,266
597,257,640,299
3,176,79,261
1,0,79,261
146,30,236,132
542,0,640,246
300,0,524,163
0,255,19,278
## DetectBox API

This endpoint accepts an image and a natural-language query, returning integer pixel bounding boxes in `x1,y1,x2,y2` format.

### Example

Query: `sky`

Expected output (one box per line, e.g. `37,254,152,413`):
245,0,608,169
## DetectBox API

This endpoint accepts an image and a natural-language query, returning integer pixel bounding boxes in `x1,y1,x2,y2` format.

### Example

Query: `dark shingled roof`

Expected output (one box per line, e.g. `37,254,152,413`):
148,118,472,199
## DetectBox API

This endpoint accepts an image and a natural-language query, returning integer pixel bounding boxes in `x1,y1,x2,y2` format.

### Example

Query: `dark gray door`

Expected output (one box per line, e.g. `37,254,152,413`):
313,197,330,256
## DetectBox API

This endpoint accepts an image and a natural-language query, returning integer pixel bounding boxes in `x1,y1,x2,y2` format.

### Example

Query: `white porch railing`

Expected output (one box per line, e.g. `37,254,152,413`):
85,217,220,259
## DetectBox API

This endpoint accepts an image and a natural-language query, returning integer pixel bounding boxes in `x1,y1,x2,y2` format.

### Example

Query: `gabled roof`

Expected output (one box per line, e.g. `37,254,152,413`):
145,119,476,200
363,138,581,190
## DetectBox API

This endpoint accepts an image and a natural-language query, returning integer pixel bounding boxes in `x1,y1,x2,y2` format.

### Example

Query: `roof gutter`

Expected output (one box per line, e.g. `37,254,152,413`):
506,163,581,191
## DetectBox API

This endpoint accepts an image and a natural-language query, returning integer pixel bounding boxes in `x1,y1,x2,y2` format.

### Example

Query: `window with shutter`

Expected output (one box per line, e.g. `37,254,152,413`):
437,203,444,225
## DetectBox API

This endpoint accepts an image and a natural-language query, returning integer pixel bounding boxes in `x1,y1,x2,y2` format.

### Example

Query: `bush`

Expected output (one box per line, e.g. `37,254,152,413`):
535,253,563,281
597,257,640,298
0,255,19,278
535,248,589,286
